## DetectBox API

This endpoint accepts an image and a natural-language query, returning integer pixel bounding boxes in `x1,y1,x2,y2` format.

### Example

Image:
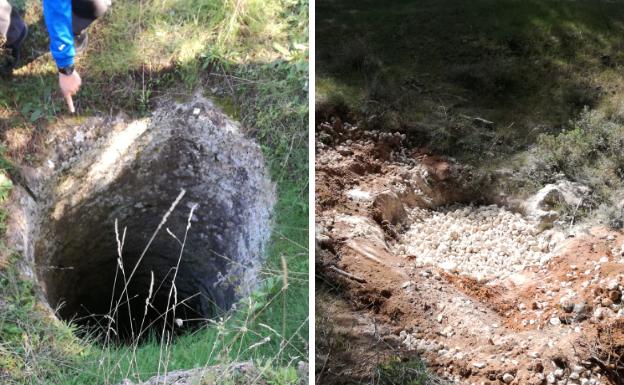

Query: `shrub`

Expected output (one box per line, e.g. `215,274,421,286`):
525,108,624,225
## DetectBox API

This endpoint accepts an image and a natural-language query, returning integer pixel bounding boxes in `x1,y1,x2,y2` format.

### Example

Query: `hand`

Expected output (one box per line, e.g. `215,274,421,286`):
59,70,82,113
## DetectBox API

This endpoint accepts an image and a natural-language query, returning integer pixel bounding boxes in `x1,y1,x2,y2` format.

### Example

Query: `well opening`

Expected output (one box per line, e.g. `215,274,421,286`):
26,99,275,342
40,193,223,341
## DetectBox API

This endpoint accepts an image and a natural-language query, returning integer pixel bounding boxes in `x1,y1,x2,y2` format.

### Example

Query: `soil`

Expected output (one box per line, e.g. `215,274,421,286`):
315,120,624,385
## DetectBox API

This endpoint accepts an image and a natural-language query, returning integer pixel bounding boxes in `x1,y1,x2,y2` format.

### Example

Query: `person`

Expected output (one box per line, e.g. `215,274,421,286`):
0,0,110,112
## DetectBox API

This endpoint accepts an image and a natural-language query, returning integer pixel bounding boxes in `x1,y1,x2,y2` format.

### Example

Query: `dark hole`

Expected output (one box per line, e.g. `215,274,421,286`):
40,207,227,343
32,102,274,344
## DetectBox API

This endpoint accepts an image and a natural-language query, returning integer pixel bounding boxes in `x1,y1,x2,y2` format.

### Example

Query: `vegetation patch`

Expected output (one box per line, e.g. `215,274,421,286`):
317,0,624,226
375,358,450,385
317,0,624,164
505,109,624,225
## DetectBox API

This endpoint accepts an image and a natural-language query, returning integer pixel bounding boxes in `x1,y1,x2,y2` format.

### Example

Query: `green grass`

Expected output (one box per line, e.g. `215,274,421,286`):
375,358,448,385
317,0,624,163
0,0,308,383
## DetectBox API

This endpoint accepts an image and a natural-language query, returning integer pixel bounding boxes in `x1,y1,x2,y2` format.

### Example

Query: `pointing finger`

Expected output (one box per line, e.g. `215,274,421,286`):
65,94,75,113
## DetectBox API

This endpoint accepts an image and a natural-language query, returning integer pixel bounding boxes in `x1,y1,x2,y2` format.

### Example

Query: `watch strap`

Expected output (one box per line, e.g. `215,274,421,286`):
59,65,75,75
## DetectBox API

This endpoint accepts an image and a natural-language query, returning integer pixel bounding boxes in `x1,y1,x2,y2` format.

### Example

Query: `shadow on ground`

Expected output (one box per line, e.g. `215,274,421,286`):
317,0,624,163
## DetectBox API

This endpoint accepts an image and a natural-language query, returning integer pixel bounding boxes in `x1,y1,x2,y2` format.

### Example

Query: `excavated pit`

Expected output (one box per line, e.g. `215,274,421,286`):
344,180,565,283
337,158,573,283
316,125,623,384
10,97,275,341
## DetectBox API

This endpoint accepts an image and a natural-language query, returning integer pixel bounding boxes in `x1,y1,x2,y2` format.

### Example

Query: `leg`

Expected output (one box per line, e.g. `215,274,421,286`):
72,0,110,35
0,0,27,75
0,0,11,43
0,0,26,47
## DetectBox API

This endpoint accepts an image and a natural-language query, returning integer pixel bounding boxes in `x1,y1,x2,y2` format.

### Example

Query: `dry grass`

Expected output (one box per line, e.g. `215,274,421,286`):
577,319,624,383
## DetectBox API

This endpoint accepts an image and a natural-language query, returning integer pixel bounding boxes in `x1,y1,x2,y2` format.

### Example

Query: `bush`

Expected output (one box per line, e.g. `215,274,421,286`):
525,108,624,225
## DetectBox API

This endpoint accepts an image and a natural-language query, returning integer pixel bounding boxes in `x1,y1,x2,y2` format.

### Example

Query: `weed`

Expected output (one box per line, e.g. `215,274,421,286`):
375,357,449,385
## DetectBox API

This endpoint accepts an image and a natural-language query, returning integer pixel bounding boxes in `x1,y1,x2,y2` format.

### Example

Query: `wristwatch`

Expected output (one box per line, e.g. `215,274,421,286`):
58,64,75,76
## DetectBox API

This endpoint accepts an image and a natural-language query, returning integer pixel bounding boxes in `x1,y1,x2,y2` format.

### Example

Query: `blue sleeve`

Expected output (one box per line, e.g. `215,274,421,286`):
42,0,75,68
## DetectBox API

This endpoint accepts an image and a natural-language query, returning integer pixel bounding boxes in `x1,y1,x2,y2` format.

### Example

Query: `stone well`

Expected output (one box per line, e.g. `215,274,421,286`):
6,96,275,339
